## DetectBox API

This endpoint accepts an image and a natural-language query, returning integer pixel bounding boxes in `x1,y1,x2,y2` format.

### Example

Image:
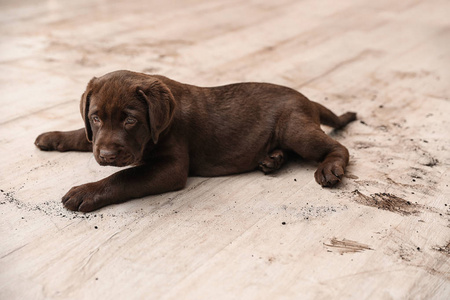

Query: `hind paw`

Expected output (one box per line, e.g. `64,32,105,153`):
259,149,285,174
314,162,345,187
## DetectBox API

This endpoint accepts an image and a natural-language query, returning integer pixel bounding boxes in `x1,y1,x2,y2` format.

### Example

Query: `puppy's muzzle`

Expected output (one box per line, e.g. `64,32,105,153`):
97,148,134,167
99,149,118,164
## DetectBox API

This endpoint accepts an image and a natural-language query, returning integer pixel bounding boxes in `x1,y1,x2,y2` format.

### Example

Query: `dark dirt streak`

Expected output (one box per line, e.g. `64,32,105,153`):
324,238,373,254
433,241,450,256
352,190,421,216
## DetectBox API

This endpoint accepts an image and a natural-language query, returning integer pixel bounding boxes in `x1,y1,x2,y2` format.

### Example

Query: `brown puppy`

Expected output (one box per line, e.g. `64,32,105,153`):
35,70,356,212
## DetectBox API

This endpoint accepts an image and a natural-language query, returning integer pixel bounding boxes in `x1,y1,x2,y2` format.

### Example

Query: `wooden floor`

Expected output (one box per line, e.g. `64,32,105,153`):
1,0,449,299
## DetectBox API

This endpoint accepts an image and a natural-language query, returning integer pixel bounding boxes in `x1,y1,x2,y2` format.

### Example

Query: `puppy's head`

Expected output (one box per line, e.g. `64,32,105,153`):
80,70,176,167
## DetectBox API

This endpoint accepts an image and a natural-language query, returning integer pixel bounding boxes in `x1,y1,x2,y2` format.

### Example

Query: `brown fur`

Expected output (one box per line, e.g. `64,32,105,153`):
35,70,356,212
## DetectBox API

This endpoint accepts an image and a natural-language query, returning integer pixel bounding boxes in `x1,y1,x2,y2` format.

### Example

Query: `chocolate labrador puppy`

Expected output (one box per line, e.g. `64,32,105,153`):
35,70,356,212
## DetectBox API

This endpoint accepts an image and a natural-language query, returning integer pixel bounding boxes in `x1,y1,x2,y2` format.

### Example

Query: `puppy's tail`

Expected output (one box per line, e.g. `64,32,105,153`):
314,101,357,129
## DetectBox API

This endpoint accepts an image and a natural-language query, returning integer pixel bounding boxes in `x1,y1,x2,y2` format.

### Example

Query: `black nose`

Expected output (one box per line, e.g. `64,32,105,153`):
99,149,117,163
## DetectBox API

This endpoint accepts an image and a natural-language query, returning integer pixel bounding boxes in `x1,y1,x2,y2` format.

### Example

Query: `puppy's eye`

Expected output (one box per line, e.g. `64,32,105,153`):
125,117,137,125
91,115,101,124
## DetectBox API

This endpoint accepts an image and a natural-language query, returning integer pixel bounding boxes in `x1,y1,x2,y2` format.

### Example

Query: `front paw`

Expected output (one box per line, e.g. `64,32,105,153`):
62,183,110,212
35,131,66,151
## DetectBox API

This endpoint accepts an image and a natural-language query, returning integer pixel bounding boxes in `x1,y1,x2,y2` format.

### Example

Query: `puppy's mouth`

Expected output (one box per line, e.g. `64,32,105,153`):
95,152,136,167
98,160,133,167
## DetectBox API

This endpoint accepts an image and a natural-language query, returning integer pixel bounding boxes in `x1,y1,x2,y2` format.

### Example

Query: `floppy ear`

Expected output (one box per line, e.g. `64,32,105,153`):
79,77,97,142
137,79,176,144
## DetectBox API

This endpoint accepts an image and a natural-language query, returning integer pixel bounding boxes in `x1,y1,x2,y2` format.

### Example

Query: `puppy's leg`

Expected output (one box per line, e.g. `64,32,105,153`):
35,128,92,152
258,149,285,174
284,126,351,187
62,148,189,212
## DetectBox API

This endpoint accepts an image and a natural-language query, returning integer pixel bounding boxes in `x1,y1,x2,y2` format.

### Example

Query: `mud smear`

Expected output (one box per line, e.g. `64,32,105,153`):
433,241,450,256
352,190,420,216
324,238,373,254
423,157,439,167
